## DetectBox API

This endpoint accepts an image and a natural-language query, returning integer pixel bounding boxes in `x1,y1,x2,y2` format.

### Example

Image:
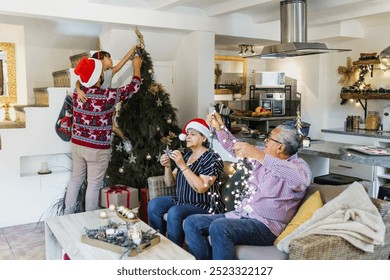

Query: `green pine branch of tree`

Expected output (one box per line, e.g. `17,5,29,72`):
104,47,183,189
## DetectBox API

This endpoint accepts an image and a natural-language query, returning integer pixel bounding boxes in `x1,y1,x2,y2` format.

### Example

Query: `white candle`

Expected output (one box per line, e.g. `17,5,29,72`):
41,162,48,172
302,139,311,148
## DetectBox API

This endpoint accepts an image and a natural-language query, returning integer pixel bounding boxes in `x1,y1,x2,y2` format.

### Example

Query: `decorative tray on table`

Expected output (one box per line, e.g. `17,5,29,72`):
81,219,160,257
116,211,139,223
346,145,390,156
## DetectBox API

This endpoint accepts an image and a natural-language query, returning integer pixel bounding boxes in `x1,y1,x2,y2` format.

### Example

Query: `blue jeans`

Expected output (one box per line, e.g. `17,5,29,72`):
147,196,209,247
183,214,277,260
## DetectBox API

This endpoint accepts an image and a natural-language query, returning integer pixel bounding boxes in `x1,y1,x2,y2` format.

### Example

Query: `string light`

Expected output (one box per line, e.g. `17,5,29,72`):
210,121,255,212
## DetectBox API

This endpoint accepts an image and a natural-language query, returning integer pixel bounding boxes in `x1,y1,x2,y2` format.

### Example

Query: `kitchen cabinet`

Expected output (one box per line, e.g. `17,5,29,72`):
374,139,390,196
321,128,390,197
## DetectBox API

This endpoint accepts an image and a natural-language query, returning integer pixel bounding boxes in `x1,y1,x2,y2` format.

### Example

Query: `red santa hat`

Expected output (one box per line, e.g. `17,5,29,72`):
179,118,210,141
74,57,103,87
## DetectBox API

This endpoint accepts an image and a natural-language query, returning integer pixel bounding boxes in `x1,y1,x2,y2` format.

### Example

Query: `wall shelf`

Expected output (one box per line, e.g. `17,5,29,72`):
340,93,390,100
20,153,71,177
340,92,390,118
214,89,233,95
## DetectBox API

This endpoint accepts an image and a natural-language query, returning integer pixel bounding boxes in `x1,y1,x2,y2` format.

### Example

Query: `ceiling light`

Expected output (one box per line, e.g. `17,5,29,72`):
238,45,244,56
238,44,254,56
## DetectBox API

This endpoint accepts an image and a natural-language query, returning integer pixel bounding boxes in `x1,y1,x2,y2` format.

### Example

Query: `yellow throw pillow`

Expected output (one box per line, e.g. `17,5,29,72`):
274,191,323,244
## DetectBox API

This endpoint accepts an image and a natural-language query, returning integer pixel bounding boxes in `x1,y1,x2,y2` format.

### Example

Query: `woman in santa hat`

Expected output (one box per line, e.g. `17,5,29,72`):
147,118,225,247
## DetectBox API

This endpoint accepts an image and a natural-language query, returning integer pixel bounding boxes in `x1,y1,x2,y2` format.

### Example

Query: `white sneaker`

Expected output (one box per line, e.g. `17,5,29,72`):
123,138,132,153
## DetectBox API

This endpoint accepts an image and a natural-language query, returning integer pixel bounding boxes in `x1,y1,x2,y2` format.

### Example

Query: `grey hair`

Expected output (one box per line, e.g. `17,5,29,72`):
275,124,301,156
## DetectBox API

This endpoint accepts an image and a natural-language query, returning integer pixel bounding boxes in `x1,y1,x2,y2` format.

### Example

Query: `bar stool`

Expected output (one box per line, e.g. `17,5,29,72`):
377,185,390,201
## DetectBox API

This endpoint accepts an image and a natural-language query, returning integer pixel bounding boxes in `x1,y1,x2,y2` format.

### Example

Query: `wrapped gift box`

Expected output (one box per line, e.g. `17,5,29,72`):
147,176,176,200
100,185,139,209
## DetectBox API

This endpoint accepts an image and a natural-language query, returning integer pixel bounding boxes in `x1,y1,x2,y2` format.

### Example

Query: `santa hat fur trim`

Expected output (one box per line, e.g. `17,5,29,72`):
74,57,103,87
179,118,210,141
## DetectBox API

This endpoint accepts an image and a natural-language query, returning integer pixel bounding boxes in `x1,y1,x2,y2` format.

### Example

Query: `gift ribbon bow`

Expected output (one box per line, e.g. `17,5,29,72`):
105,185,130,208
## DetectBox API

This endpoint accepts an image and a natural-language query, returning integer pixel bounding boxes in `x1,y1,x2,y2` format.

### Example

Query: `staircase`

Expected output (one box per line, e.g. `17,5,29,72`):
33,51,91,106
0,51,94,228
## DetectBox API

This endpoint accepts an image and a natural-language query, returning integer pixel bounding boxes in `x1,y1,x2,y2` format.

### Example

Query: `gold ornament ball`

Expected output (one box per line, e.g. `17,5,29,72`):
146,153,152,160
156,126,160,131
148,69,153,74
167,118,172,124
119,167,124,173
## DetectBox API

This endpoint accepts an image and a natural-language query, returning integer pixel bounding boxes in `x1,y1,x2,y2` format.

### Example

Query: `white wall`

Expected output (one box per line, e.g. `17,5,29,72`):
0,15,97,104
174,32,198,126
174,31,215,126
2,13,390,227
0,24,217,227
0,89,71,228
195,32,215,120
259,33,390,140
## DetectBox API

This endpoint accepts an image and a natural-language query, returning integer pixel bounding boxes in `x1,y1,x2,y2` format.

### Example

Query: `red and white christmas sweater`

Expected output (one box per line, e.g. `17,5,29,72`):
71,76,141,149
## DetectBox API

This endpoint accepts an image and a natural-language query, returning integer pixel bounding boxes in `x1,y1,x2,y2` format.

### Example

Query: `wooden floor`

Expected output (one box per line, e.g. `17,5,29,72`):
0,221,45,260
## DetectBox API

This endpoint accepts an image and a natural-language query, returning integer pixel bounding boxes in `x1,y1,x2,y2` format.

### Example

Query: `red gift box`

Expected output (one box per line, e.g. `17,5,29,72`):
138,188,149,223
99,185,139,209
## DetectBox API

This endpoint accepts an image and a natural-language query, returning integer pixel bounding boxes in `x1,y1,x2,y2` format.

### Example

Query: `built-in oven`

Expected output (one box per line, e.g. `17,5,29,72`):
259,92,285,116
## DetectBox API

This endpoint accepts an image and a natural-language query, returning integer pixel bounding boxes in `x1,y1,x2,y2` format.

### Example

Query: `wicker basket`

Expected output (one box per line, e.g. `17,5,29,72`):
147,176,176,200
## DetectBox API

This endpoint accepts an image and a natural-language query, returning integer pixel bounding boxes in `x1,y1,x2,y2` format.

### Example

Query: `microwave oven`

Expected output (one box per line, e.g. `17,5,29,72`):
253,71,285,88
259,92,285,116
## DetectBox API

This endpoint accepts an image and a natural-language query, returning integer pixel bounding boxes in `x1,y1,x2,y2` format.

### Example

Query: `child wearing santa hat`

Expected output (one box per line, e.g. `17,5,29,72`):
75,45,138,154
147,118,225,247
64,55,142,214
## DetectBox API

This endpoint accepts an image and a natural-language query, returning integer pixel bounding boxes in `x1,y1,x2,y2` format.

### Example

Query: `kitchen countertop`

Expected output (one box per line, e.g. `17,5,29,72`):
299,141,390,168
230,114,295,122
321,128,390,140
235,134,390,168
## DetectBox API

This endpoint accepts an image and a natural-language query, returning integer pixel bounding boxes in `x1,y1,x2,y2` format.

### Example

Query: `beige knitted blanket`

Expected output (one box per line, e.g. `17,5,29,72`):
277,182,385,253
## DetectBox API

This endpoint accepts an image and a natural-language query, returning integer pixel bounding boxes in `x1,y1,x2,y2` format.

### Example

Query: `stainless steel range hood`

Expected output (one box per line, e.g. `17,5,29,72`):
246,0,351,58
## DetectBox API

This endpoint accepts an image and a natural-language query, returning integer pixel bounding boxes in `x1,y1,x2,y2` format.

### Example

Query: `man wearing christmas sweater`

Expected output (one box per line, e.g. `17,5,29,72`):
64,55,142,214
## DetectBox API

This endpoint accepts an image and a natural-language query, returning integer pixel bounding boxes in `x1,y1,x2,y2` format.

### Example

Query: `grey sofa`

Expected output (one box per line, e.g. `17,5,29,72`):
234,183,390,260
148,164,390,260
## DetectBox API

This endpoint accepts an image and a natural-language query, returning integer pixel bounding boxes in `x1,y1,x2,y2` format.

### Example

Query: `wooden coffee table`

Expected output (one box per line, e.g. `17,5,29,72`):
45,209,195,260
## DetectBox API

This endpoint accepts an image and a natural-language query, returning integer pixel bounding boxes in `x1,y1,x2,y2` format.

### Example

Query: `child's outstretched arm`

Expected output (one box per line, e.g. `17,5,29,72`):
111,45,137,75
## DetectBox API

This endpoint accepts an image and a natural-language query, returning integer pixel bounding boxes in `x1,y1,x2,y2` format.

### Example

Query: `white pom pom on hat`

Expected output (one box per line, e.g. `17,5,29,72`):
74,57,103,87
179,118,210,141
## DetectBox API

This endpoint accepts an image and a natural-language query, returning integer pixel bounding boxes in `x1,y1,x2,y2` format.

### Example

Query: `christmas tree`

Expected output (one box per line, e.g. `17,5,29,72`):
104,30,183,189
52,29,183,215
